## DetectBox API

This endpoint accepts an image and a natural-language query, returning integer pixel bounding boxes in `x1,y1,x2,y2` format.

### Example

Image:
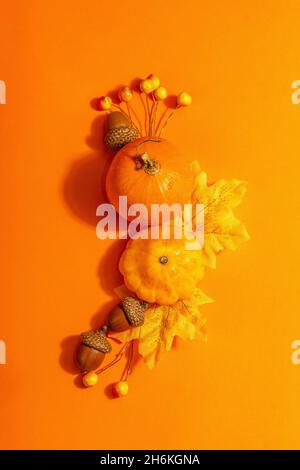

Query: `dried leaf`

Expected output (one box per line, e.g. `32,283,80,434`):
117,287,213,369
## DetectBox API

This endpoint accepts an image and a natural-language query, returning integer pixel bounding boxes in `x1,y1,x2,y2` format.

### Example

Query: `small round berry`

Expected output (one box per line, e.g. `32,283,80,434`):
83,372,98,387
177,92,192,107
99,96,112,110
154,86,168,100
114,381,129,397
147,74,160,90
118,87,133,103
140,79,154,94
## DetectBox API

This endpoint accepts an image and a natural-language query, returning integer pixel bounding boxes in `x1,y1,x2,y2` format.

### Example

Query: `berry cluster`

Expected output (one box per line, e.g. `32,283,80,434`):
98,74,192,138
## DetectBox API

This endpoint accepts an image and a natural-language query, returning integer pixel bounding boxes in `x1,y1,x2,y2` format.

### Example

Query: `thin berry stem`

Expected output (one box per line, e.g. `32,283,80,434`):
121,340,134,381
95,342,129,376
129,102,143,135
155,106,168,135
158,105,179,137
145,94,151,135
139,93,148,136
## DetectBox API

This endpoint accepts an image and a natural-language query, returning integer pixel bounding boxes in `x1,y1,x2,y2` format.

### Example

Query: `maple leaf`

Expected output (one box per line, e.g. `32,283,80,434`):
115,286,213,369
190,161,250,269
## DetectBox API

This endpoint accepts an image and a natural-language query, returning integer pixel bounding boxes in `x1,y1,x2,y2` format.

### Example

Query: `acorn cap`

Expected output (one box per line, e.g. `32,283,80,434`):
81,330,112,353
105,126,139,151
122,296,148,327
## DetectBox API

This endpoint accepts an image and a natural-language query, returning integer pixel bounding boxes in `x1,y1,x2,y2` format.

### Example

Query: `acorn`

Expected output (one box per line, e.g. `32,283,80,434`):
108,296,148,332
104,112,139,151
76,327,112,372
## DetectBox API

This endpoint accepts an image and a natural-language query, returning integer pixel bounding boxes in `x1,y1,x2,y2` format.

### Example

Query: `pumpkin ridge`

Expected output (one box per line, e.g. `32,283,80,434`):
120,236,206,305
106,138,193,221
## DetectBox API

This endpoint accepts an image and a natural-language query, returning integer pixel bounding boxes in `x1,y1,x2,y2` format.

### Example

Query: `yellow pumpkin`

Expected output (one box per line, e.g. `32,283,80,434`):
119,237,205,305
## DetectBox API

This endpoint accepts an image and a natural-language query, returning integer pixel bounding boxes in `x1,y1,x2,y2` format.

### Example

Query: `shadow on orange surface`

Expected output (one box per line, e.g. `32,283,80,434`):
97,239,127,293
59,335,81,375
60,94,175,396
60,112,115,383
90,301,117,331
63,114,111,227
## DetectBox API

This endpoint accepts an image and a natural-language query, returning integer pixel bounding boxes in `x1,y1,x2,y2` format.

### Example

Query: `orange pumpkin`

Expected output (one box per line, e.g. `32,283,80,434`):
105,138,193,220
119,236,205,305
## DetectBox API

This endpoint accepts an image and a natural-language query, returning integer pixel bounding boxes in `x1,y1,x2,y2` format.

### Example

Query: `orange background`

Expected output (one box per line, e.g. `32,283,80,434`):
1,0,300,450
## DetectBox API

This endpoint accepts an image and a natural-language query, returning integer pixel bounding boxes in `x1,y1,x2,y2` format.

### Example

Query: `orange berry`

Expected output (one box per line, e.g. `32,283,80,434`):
177,92,192,107
82,372,98,387
118,87,133,103
99,96,112,110
147,74,160,90
114,381,129,397
140,79,154,94
155,86,168,100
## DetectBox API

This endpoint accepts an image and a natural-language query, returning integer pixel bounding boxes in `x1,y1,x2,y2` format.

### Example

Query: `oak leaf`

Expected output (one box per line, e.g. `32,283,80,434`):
191,161,249,269
115,286,213,369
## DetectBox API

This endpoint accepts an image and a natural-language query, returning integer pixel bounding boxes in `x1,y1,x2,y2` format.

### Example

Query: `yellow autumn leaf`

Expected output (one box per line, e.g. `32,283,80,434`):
191,161,250,269
115,286,213,369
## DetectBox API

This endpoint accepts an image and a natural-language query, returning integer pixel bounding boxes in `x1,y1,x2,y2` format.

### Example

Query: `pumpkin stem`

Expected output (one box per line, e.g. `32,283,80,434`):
135,138,161,176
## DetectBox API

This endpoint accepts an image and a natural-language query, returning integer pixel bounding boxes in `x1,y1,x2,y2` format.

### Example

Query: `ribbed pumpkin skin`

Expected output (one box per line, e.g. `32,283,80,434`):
105,138,193,220
119,237,205,305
